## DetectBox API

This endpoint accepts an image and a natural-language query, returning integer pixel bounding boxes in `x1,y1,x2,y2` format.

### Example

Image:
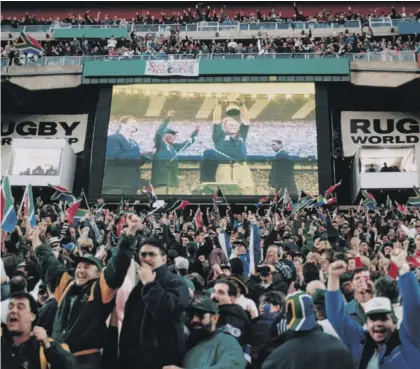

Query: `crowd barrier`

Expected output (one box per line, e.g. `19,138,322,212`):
1,17,419,34
2,51,417,67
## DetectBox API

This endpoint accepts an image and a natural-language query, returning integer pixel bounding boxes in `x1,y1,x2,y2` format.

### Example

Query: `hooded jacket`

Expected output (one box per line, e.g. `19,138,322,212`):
326,272,420,369
217,303,252,346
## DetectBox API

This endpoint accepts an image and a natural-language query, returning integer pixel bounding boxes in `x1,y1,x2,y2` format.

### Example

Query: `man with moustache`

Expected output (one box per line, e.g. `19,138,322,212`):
118,237,190,369
326,249,420,369
31,214,142,369
162,296,246,369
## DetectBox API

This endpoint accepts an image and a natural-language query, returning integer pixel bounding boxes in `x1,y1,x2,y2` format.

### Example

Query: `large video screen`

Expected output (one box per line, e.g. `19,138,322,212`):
102,83,318,196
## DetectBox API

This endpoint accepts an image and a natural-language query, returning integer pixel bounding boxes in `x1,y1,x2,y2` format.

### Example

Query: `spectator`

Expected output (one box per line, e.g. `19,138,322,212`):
210,278,252,347
262,291,353,369
118,236,190,369
1,291,76,369
326,252,420,369
163,296,246,369
31,214,140,369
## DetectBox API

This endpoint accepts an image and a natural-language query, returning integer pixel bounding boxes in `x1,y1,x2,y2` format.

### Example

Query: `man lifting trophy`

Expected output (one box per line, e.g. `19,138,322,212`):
212,93,255,195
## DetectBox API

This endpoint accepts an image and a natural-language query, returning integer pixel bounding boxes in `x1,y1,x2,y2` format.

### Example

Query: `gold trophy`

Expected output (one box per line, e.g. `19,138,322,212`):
226,92,241,117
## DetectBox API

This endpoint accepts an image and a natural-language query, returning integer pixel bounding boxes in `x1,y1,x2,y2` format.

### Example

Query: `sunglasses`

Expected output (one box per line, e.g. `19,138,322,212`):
187,309,207,320
140,252,159,258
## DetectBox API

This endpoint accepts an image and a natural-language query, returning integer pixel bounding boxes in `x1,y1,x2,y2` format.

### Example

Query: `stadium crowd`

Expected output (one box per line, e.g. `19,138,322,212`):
1,4,420,27
1,191,420,369
2,30,419,66
1,3,420,64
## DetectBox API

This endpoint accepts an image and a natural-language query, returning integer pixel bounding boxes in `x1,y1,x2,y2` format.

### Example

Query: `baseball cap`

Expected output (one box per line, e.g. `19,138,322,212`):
175,257,189,271
233,239,248,249
285,291,316,331
311,289,326,305
189,296,219,314
76,254,103,272
364,297,393,316
164,128,178,135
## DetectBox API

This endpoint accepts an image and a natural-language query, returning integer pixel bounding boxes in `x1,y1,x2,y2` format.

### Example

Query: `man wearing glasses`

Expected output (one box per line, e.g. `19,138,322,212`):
118,238,190,369
163,296,246,369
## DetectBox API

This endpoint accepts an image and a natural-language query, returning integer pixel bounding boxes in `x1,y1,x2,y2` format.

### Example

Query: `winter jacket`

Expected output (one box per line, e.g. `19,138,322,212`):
1,324,76,369
217,303,252,346
251,312,281,368
34,235,136,354
183,332,246,369
262,327,353,369
326,271,420,369
118,264,190,369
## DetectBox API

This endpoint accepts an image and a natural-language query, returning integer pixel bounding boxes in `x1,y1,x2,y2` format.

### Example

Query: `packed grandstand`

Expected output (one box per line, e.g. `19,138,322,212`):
1,2,420,369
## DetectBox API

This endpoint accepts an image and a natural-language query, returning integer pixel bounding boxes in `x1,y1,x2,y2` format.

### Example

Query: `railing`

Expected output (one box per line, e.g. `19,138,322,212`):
2,51,416,67
1,17,419,34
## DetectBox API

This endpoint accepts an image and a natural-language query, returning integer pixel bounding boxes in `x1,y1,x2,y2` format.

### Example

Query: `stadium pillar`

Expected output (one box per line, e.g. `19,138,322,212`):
88,86,112,200
315,84,333,194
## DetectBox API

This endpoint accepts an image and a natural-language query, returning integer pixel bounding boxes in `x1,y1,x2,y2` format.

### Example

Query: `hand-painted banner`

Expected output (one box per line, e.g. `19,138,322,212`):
145,60,199,77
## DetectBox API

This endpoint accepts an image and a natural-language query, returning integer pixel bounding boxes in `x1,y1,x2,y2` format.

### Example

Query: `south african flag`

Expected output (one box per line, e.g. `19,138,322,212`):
407,186,420,207
16,32,43,55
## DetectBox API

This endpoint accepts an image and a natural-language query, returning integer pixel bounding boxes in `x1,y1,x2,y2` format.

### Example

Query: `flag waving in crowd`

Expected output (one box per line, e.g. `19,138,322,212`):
20,183,36,227
1,176,17,232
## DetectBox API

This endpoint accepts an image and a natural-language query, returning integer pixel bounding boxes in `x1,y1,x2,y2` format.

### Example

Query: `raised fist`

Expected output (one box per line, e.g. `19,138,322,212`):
329,260,347,278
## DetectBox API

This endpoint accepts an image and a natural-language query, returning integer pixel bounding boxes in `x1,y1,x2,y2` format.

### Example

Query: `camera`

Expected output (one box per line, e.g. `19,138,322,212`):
257,265,271,277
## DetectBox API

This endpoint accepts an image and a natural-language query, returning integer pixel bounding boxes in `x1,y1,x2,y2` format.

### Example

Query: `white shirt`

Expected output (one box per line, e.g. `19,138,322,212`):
236,294,259,318
366,350,380,369
317,319,340,339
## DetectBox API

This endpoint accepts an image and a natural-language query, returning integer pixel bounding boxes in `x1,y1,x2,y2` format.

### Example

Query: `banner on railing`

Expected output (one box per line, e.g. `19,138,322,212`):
144,60,199,77
340,111,420,157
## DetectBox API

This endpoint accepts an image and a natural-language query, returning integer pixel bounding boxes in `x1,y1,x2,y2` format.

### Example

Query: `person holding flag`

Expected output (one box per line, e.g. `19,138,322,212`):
230,214,261,278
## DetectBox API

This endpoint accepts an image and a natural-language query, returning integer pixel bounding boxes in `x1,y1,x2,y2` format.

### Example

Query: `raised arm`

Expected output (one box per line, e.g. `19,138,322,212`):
31,228,72,303
101,214,141,303
392,249,420,365
326,260,365,345
213,100,223,124
239,100,250,125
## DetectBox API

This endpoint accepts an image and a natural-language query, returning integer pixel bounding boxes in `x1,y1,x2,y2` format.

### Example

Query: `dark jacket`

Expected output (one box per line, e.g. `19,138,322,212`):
262,327,353,369
2,236,27,276
118,264,190,369
151,118,197,187
1,323,76,369
268,150,297,194
37,298,58,337
217,303,252,347
34,235,136,354
251,312,281,368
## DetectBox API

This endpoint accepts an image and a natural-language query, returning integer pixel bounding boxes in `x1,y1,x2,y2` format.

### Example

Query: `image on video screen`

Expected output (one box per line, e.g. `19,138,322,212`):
102,83,318,196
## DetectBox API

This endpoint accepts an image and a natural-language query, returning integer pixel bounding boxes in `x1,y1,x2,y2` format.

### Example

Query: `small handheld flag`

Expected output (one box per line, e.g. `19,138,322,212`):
21,184,36,228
